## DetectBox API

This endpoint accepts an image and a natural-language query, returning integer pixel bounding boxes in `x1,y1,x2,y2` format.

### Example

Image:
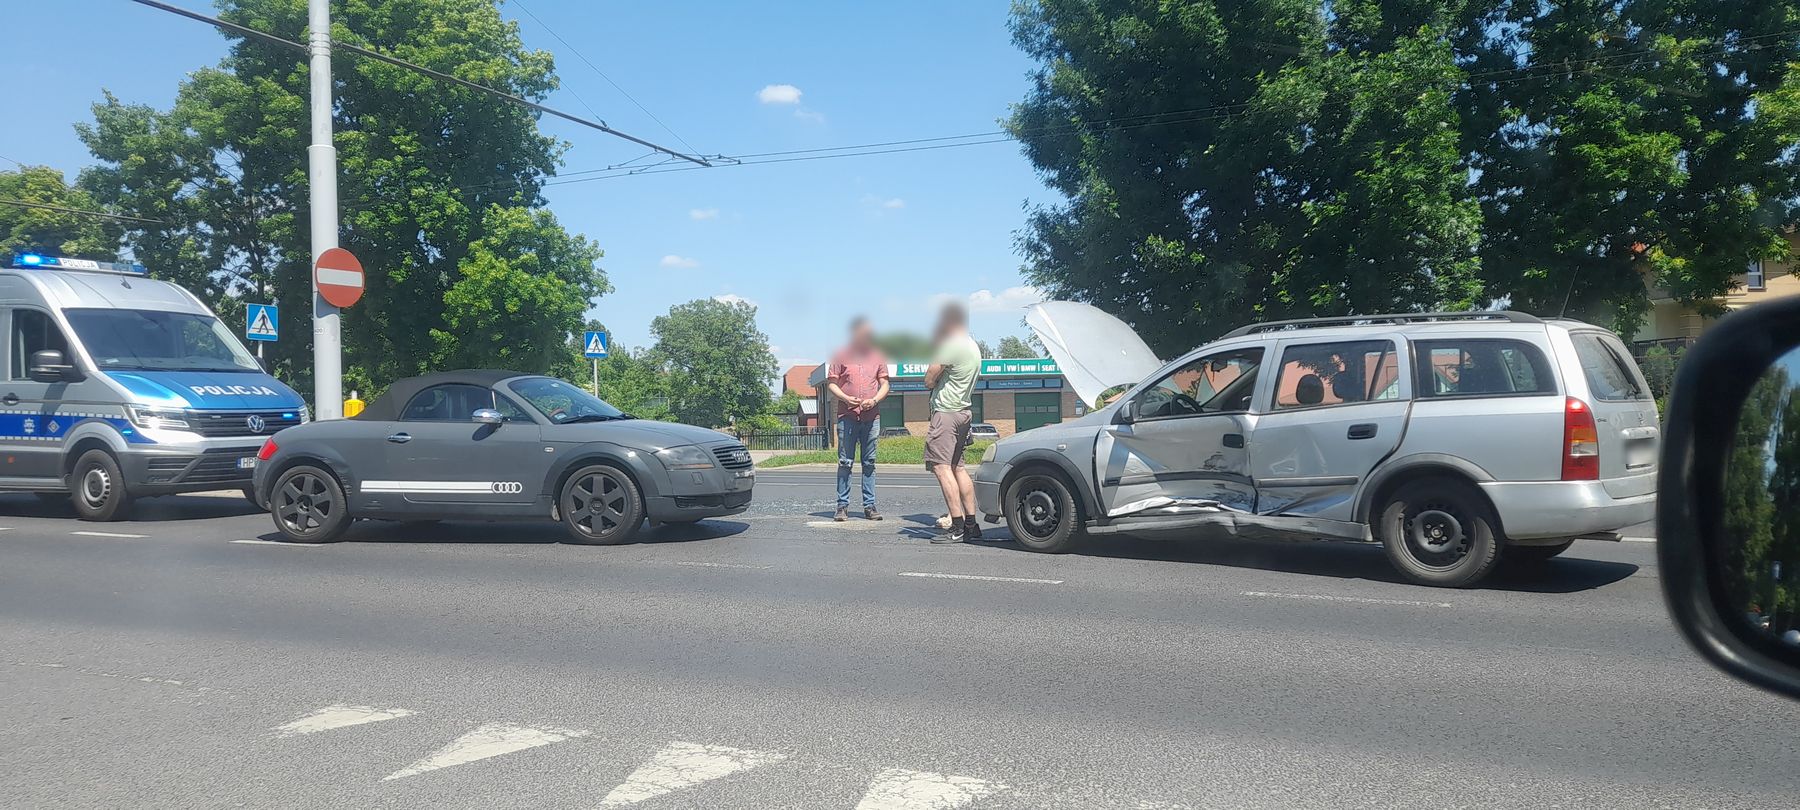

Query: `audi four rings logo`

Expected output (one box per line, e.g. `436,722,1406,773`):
732,450,751,464
245,414,266,433
491,482,524,494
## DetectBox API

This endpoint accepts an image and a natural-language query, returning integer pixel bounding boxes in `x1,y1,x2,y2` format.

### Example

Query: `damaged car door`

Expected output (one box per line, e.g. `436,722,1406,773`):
1248,337,1409,521
1097,345,1266,517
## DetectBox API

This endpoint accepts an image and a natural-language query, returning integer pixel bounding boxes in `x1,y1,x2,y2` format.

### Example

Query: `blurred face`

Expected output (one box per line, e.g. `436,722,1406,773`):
850,321,873,349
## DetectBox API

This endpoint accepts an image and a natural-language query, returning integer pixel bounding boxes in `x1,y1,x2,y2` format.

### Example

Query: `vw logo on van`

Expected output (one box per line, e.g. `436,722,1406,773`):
245,414,266,434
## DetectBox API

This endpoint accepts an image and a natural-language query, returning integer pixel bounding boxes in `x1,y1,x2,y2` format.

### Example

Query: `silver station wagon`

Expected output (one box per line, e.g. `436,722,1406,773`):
974,303,1659,587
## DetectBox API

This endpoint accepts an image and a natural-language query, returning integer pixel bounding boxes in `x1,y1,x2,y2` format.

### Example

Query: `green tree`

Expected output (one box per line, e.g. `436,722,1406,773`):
76,0,603,392
647,299,777,428
995,335,1041,359
0,166,122,258
873,331,933,362
1723,366,1786,620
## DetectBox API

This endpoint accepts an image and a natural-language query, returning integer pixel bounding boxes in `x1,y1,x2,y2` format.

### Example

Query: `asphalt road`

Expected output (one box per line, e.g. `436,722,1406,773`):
2,468,1795,809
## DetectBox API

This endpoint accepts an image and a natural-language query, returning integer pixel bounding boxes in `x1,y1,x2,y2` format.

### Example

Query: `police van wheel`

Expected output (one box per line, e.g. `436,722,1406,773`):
559,464,643,545
71,450,132,522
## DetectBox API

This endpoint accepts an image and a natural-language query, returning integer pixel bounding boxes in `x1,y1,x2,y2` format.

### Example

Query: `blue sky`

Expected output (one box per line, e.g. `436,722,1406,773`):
0,0,1056,376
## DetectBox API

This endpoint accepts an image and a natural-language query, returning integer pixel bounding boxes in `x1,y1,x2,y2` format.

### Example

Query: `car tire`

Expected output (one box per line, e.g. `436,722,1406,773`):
1004,471,1082,553
559,464,644,545
70,449,132,522
1507,540,1575,564
269,465,351,543
1377,479,1503,587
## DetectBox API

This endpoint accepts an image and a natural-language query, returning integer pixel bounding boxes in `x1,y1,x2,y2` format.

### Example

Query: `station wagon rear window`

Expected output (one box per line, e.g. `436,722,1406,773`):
1413,339,1555,398
1569,332,1651,401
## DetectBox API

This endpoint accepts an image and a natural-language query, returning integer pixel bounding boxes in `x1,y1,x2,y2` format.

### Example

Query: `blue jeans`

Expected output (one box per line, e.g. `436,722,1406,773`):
837,415,879,509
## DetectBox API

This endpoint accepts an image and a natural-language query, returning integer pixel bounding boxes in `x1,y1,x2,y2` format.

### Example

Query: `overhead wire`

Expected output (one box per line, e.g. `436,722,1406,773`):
0,198,169,225
511,0,702,156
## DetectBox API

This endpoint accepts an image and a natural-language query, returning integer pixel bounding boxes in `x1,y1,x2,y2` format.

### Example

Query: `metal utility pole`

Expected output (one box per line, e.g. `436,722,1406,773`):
306,0,343,420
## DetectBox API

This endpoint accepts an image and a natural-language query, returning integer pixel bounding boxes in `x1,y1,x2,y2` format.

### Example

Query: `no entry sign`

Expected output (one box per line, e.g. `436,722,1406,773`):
313,247,365,308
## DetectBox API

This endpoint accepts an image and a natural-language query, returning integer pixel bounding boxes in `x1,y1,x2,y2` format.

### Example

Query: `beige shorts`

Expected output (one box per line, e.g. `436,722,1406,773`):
925,409,973,468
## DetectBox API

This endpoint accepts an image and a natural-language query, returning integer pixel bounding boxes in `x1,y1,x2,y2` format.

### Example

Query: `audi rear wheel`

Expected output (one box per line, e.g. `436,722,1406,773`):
270,465,350,543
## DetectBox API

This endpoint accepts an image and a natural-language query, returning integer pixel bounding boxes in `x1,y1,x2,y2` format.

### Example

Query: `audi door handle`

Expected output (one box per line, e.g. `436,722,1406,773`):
1,394,18,406
386,433,412,444
1222,433,1245,449
1347,423,1378,440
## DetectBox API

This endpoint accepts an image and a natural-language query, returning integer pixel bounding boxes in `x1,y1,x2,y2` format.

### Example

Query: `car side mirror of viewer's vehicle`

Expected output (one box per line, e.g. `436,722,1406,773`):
471,408,503,425
28,349,81,383
1660,295,1800,700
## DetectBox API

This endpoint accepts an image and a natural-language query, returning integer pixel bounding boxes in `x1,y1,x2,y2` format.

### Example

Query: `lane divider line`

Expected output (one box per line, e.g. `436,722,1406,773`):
1620,536,1656,543
1241,590,1451,608
898,572,1064,585
230,539,321,549
673,561,772,570
69,531,146,539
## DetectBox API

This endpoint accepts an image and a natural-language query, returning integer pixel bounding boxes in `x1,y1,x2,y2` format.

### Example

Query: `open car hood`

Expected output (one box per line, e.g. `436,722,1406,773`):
1024,301,1162,407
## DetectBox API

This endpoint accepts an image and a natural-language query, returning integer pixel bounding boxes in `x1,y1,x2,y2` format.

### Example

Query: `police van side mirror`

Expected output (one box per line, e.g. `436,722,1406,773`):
1660,295,1800,701
28,350,81,383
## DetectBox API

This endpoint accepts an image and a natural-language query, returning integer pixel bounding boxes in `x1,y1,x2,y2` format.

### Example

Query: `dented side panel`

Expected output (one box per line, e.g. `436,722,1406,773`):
1096,412,1258,517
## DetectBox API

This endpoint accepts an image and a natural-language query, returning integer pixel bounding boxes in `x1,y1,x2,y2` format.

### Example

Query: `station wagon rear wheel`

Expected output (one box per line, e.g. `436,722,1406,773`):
1377,480,1502,588
270,465,350,543
1005,472,1081,553
560,464,643,545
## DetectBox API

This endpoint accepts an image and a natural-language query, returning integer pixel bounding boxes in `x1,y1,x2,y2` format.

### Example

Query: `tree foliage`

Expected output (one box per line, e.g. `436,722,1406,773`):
1010,0,1800,354
1724,364,1800,633
995,335,1041,358
75,0,606,393
0,167,122,258
647,299,777,428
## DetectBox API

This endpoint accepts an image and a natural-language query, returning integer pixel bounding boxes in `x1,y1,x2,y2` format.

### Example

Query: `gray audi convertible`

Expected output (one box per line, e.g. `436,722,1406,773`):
250,370,754,543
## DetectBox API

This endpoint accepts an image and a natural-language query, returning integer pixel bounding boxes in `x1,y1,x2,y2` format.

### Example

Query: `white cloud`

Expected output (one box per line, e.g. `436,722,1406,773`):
757,84,802,104
933,286,1045,313
713,293,757,308
861,194,905,210
689,208,719,221
793,108,827,124
660,254,700,269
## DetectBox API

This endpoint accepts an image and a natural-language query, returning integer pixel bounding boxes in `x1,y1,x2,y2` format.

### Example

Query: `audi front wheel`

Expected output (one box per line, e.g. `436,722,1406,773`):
559,464,643,545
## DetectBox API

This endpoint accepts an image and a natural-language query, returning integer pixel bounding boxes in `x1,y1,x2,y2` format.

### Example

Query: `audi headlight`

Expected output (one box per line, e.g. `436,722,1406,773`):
981,443,998,464
656,445,714,470
126,405,192,432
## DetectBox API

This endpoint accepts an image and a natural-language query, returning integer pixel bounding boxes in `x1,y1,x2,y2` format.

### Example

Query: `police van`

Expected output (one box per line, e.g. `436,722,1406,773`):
1,253,307,520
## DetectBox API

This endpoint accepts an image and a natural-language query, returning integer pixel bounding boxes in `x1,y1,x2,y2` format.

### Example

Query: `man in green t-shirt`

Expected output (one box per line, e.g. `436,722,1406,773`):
924,303,982,543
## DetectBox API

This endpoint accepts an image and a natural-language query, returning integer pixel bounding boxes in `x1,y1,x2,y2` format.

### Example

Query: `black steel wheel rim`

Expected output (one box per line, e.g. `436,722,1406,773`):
1404,500,1470,569
275,472,335,536
568,470,630,537
1014,477,1063,540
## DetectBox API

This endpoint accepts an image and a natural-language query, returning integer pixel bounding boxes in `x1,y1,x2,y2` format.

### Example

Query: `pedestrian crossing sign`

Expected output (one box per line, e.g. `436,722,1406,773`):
246,304,279,342
583,331,608,359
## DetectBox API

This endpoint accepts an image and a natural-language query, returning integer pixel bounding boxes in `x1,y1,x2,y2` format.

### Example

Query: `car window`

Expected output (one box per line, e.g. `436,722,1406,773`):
1273,340,1398,410
507,376,628,424
1134,347,1263,419
10,309,73,381
492,393,532,422
400,384,497,422
1569,332,1650,401
1414,339,1557,398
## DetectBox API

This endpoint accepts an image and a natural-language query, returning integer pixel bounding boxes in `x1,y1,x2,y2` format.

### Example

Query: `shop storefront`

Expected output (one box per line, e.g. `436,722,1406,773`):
810,357,1084,442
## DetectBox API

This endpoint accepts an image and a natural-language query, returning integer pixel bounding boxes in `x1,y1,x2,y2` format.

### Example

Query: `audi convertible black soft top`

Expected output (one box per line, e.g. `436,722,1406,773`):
354,369,525,421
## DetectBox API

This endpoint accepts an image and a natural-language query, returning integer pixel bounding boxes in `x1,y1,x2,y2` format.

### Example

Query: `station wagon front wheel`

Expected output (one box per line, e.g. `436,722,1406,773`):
1377,480,1502,588
560,464,643,545
1005,472,1082,553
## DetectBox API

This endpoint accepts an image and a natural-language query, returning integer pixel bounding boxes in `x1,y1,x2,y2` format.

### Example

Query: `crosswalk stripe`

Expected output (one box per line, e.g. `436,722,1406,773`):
854,768,1004,810
599,741,788,807
383,723,589,780
274,704,414,737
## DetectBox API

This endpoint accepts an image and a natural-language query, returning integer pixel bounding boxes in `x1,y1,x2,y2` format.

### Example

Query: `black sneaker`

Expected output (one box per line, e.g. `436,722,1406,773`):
932,525,965,544
963,518,983,540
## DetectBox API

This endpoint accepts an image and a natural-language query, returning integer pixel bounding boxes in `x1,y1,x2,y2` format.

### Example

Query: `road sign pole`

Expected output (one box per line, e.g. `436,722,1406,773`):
306,0,343,420
592,358,599,397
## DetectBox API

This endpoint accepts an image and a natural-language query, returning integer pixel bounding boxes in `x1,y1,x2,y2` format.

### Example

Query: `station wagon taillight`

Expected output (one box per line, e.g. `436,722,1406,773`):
1562,397,1599,480
256,438,279,461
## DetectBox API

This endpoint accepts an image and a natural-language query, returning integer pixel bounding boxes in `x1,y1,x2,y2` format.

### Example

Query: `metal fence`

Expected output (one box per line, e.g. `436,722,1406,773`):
735,429,828,452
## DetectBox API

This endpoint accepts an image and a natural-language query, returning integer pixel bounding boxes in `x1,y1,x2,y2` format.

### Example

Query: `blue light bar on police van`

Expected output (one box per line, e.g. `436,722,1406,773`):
10,253,147,275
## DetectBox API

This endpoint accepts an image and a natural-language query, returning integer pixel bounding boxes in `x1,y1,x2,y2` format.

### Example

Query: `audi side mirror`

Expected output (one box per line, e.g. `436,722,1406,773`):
471,408,503,425
1660,295,1800,701
28,349,81,383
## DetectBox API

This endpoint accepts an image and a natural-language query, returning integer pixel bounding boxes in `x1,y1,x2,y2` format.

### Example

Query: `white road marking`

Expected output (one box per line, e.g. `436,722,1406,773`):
274,704,414,737
806,520,893,531
0,527,13,531
230,539,321,548
1621,536,1656,543
1242,590,1452,608
757,482,934,488
69,531,146,539
898,572,1064,585
673,561,772,570
599,741,787,807
854,768,1004,810
384,722,588,780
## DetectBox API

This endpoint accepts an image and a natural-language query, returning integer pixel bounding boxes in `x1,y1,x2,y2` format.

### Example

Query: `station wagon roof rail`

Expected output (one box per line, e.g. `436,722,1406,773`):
1218,310,1543,339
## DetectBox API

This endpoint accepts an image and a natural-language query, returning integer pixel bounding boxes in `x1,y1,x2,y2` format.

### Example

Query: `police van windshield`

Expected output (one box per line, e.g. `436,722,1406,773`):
62,309,260,373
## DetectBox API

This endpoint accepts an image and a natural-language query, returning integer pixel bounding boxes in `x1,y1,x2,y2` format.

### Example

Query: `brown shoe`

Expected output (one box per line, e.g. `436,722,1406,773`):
864,507,883,521
834,506,848,522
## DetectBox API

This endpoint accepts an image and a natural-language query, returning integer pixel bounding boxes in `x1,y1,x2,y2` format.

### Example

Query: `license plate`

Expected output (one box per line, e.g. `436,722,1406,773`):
1626,439,1656,469
238,457,258,470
